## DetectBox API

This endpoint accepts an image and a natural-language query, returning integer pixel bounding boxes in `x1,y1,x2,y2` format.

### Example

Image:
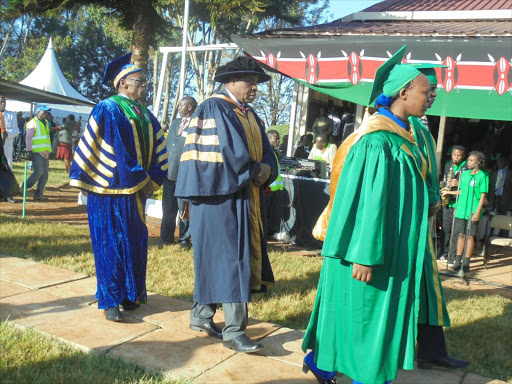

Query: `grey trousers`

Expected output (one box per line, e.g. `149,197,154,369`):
190,302,248,341
26,153,49,197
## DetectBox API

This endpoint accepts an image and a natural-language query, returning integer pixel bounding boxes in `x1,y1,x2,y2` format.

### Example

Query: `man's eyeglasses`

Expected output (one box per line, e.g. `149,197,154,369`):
128,78,147,84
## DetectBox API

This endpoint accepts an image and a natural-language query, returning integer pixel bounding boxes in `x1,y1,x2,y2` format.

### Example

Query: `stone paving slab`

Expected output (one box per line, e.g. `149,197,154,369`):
259,327,305,366
163,310,281,341
0,279,32,298
121,292,192,326
0,256,88,289
34,306,158,353
38,277,97,304
195,352,318,383
109,327,236,379
461,373,507,384
0,289,89,327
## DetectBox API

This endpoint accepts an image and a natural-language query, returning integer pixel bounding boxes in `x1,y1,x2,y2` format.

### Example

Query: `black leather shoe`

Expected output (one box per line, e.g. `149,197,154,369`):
190,321,223,339
157,240,173,249
120,299,140,311
223,334,263,353
179,241,191,249
104,306,122,322
452,255,462,271
417,355,470,370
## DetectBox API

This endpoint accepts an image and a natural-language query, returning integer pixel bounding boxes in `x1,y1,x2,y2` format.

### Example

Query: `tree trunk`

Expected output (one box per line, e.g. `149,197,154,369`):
22,16,33,48
161,55,175,124
130,0,153,72
0,20,15,59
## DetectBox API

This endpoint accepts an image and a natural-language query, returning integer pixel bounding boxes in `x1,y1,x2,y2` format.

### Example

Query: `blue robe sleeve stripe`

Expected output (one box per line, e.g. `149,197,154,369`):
73,147,111,187
82,126,117,168
186,127,218,136
182,144,221,153
88,115,115,155
77,139,114,178
155,137,166,154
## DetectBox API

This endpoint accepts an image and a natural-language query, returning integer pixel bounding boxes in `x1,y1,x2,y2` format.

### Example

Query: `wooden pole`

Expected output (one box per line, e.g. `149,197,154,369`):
178,0,190,101
287,82,299,156
436,116,447,177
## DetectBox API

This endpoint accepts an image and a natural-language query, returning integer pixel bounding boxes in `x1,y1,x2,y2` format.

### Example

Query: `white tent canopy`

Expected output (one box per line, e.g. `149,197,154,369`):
7,38,94,123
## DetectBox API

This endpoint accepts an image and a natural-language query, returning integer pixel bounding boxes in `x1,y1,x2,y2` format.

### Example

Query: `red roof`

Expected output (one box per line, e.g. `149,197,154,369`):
364,0,512,12
264,20,510,37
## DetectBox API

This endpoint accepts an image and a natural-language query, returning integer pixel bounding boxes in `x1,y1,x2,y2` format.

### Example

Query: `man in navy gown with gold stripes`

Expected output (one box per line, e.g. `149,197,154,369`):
175,56,277,353
70,53,168,321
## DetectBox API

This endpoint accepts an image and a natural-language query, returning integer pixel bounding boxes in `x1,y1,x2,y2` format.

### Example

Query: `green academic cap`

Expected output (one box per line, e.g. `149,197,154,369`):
407,63,448,85
368,45,422,106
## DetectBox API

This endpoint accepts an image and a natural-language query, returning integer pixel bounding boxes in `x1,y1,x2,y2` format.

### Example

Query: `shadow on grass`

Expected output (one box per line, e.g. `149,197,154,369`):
442,288,512,382
0,216,92,260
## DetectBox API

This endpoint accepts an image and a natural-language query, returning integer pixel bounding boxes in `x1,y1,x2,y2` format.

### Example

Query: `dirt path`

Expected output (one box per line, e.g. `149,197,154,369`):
0,186,161,237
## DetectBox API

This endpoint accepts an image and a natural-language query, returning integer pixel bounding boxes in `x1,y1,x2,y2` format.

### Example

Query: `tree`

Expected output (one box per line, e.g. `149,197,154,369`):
252,72,294,127
0,8,129,102
4,0,178,72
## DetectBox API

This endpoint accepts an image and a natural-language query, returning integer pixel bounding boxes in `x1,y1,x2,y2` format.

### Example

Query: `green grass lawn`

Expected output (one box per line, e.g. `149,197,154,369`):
11,159,70,188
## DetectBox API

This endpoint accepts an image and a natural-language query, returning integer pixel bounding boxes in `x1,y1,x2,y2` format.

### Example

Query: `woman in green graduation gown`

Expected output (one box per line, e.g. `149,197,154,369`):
302,46,432,384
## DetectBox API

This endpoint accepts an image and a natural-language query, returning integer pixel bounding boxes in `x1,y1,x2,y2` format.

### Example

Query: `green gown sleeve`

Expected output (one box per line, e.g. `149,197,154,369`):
322,134,397,266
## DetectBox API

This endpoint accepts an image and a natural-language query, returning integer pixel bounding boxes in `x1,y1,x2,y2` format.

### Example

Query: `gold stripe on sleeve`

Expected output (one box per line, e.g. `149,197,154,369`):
188,117,217,130
156,138,166,154
130,119,143,166
89,117,115,155
70,176,150,195
156,128,164,140
185,133,220,146
83,129,117,169
147,122,154,170
78,141,114,178
157,153,167,164
181,150,223,163
74,155,110,187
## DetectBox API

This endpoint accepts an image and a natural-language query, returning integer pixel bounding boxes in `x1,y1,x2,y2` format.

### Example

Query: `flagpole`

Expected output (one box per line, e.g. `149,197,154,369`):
179,0,190,101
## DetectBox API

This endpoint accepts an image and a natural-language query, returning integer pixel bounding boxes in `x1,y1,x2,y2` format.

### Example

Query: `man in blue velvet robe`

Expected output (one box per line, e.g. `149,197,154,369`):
70,53,168,322
175,56,277,353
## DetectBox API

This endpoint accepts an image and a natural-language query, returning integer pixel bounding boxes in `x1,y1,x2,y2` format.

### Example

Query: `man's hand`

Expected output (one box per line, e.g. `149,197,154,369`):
352,263,373,283
142,182,155,198
27,151,33,161
253,163,271,187
472,212,480,222
428,202,441,218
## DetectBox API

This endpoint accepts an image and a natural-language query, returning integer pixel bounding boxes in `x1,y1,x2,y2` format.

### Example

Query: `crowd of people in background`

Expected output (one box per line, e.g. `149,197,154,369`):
0,94,84,202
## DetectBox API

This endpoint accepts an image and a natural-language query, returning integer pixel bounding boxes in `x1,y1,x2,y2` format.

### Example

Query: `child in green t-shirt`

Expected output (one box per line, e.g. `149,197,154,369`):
441,151,489,272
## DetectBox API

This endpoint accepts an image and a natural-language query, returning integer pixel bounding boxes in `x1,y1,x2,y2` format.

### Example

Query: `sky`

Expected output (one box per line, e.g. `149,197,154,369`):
327,0,384,20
